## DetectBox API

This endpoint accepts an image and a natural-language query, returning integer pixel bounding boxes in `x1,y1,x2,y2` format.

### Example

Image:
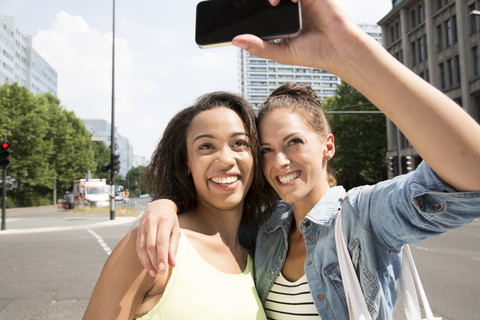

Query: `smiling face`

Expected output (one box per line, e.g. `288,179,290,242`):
259,109,334,208
186,107,254,212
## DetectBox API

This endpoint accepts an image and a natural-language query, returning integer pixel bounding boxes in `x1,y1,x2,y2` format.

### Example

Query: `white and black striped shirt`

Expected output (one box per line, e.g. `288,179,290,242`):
264,273,321,320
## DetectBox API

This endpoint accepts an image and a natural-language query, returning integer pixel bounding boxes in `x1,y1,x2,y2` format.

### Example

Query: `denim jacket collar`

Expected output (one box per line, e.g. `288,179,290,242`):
305,186,346,226
264,186,347,233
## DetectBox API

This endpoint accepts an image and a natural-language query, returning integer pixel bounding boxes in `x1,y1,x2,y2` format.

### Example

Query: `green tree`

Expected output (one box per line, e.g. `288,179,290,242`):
92,141,111,180
125,166,146,197
0,83,97,207
323,81,387,190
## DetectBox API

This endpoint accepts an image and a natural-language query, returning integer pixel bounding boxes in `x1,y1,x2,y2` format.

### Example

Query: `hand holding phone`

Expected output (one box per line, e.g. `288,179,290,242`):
195,0,302,48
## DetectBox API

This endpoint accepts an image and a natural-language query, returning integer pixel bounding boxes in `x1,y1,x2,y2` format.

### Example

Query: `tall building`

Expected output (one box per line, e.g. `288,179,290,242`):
82,119,134,178
378,0,480,177
238,24,382,112
238,50,341,112
0,16,57,95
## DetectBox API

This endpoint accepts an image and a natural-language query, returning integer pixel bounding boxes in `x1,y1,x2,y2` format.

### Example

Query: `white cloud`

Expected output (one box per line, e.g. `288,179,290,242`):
28,1,392,160
31,9,239,159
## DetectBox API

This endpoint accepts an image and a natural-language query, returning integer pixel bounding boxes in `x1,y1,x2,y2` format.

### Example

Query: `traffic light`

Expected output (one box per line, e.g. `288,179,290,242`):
112,154,120,172
387,156,398,176
0,142,10,167
401,155,413,173
101,163,111,172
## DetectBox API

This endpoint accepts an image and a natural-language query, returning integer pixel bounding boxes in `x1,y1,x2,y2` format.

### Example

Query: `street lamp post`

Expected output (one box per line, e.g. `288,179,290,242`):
110,0,116,220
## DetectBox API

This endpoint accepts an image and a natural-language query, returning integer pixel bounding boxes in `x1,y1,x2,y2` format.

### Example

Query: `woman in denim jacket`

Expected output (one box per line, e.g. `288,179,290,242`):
135,0,480,318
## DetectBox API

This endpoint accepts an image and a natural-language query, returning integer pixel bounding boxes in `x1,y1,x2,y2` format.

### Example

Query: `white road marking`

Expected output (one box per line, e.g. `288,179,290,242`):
87,228,112,256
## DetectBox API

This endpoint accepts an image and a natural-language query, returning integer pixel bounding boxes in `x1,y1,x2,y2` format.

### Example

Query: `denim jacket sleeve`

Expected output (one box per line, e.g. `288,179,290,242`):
345,161,480,251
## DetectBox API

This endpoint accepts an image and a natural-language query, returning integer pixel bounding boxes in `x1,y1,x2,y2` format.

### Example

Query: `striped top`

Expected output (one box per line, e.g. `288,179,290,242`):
264,273,321,320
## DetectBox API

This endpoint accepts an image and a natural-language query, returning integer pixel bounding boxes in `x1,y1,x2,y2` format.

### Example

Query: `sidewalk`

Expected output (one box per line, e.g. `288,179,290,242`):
0,205,141,235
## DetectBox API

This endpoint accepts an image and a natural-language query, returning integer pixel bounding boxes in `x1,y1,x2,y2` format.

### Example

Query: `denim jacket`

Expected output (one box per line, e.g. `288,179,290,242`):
254,162,480,319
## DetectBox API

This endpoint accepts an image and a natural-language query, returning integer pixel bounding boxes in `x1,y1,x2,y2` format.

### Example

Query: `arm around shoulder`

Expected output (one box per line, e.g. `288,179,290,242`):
83,229,166,320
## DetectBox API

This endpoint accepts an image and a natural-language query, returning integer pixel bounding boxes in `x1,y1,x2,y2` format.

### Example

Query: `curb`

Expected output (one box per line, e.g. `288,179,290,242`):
0,214,142,235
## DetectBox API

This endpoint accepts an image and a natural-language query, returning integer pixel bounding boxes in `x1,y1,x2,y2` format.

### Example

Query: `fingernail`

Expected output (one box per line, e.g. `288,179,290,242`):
158,262,165,274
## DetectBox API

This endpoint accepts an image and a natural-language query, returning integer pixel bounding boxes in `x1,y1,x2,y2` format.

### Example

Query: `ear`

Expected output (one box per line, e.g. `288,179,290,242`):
324,134,335,160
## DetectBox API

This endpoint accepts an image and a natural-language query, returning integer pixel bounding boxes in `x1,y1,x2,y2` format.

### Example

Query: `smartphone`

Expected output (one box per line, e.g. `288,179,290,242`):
195,0,302,49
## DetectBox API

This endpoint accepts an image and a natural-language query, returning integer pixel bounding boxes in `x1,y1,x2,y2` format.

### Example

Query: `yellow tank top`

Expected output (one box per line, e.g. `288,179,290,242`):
137,230,266,320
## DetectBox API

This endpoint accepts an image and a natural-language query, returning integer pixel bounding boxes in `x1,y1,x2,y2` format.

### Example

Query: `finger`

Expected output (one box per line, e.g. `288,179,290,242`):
269,0,299,6
232,34,290,64
154,219,175,274
168,224,181,267
144,216,161,273
135,227,158,277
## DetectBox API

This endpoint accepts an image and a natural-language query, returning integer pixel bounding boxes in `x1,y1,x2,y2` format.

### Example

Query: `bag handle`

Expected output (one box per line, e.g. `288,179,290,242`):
335,212,373,320
335,211,442,320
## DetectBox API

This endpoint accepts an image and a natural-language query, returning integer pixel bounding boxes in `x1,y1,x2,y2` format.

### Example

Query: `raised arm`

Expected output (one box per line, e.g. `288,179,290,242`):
136,199,180,276
233,0,480,191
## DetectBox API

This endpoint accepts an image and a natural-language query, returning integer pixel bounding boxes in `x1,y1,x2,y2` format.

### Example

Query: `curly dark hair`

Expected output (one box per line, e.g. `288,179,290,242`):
145,91,276,226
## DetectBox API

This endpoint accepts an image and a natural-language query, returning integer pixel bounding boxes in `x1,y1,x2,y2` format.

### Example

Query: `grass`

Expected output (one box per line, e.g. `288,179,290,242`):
69,205,141,217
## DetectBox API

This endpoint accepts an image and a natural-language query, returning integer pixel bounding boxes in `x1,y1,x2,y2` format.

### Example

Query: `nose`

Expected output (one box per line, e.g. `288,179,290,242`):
273,150,290,168
216,145,236,168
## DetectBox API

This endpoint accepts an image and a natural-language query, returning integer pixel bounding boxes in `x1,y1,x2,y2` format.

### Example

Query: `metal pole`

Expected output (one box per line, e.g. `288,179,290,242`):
2,166,6,230
2,135,7,230
110,0,116,220
395,126,403,175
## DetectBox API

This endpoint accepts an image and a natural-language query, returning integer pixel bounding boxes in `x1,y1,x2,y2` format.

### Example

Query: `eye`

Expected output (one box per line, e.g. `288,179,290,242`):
288,138,304,146
199,143,214,150
260,147,273,156
232,139,250,151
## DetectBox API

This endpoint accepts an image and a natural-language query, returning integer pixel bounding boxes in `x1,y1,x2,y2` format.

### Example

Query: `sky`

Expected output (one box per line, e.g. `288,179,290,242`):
0,0,392,161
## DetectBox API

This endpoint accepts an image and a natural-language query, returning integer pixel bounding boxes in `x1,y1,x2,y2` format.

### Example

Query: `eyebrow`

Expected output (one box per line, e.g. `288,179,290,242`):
193,132,248,143
260,133,300,146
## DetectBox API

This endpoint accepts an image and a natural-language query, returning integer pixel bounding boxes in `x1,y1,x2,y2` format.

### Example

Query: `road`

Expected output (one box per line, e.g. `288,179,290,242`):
0,202,478,319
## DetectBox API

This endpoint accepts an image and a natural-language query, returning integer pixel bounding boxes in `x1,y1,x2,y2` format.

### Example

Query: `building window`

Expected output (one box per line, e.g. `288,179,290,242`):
411,9,416,29
436,24,443,51
439,62,446,89
452,15,458,44
445,19,453,47
418,4,424,24
455,55,461,85
470,4,478,34
447,58,454,87
418,37,426,62
445,19,452,46
411,41,417,66
437,0,443,11
395,22,401,40
473,46,480,77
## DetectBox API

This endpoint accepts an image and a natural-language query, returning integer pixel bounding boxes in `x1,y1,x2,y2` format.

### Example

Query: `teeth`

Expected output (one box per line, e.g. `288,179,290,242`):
278,172,299,184
211,176,239,184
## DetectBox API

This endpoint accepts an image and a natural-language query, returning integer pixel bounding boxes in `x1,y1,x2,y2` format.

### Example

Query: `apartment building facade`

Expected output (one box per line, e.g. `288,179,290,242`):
238,24,382,112
0,16,57,95
379,0,480,176
238,49,341,112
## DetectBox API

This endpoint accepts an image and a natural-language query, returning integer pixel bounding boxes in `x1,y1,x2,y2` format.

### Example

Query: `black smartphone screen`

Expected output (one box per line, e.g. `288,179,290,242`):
195,0,301,48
